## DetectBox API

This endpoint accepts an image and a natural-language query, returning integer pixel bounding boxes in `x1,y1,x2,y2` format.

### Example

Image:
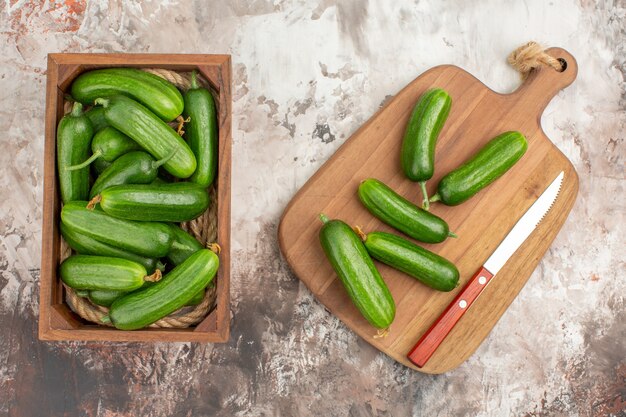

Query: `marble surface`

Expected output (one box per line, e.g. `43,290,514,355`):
1,1,624,416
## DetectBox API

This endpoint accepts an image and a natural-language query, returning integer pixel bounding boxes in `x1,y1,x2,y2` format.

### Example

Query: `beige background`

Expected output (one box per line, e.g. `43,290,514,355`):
0,1,624,416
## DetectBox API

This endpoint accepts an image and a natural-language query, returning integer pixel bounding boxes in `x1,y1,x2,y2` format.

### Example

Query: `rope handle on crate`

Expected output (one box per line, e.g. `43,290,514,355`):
62,69,219,329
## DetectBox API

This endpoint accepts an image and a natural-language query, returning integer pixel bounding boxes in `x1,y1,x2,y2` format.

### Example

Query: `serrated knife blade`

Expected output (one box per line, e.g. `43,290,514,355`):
407,171,564,368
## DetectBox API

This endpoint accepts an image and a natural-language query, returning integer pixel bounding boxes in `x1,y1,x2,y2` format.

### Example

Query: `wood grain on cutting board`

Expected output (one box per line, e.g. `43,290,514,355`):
279,48,579,373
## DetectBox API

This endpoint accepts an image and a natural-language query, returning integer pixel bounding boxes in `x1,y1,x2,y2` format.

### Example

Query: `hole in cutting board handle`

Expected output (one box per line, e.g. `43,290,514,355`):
557,58,567,72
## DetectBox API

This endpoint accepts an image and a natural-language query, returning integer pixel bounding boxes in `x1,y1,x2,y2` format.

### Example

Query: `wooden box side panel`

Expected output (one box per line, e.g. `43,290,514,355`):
39,54,232,342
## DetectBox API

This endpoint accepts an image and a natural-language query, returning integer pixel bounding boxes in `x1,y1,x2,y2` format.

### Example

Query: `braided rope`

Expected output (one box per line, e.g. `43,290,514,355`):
508,41,564,80
62,68,219,329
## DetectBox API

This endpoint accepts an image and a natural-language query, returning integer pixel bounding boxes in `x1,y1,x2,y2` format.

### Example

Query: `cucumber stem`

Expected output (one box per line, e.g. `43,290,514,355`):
209,243,222,254
86,195,102,210
70,101,83,117
373,327,390,339
429,193,441,203
419,181,430,211
152,149,178,169
448,231,458,238
175,115,191,136
144,269,162,282
100,315,111,324
319,213,330,224
353,225,367,241
155,260,166,271
65,150,102,171
94,98,109,108
190,70,199,89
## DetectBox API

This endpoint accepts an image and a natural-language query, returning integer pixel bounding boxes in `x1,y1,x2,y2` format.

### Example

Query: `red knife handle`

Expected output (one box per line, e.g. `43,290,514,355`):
407,266,495,368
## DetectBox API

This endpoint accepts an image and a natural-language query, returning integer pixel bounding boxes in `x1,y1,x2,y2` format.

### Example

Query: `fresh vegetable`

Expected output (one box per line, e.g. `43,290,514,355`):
92,156,112,176
74,289,89,298
85,106,108,132
431,131,528,206
359,230,459,292
59,255,161,291
186,289,205,306
319,214,395,330
67,127,143,170
97,182,209,222
57,102,93,203
61,201,173,257
89,151,175,198
401,88,451,209
183,71,218,187
71,68,184,122
103,247,219,330
358,178,456,243
88,280,157,308
88,289,127,307
89,285,204,307
60,222,163,273
96,95,196,178
167,224,203,265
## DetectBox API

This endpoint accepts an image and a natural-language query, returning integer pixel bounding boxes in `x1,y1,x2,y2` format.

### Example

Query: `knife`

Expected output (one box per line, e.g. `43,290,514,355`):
407,171,564,368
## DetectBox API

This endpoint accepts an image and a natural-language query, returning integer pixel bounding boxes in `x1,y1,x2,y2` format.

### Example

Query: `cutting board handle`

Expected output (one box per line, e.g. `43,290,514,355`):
510,47,578,116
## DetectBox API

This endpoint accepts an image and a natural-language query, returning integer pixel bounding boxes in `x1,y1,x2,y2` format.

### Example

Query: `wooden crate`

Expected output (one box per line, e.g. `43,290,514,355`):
39,53,231,342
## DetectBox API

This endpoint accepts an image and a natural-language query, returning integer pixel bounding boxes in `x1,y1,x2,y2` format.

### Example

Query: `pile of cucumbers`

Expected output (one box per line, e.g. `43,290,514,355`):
320,88,528,332
56,67,220,330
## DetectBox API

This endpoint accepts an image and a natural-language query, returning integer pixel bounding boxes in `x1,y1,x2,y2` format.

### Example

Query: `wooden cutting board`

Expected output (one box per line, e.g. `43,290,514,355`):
278,48,579,374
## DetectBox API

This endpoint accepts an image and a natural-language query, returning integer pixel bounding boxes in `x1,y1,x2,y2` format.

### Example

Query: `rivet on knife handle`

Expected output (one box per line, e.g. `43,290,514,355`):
407,266,494,368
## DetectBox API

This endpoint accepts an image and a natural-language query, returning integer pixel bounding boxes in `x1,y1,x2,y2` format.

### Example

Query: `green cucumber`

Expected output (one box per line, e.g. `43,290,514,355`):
57,102,94,203
319,214,395,330
96,95,196,178
431,131,528,206
151,177,168,185
358,178,456,243
183,71,218,187
92,157,112,176
361,231,459,292
71,68,184,122
98,182,209,222
167,224,203,265
89,151,174,198
90,284,204,308
400,88,451,209
85,106,108,132
92,127,142,162
88,289,127,307
75,289,89,298
68,127,143,171
59,255,160,291
186,289,205,306
103,248,219,330
60,222,163,273
61,201,173,257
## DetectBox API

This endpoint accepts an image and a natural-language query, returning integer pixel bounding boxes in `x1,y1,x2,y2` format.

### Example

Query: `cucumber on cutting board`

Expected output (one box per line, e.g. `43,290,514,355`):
431,131,528,206
319,214,395,330
358,178,456,243
361,231,459,292
401,88,451,209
